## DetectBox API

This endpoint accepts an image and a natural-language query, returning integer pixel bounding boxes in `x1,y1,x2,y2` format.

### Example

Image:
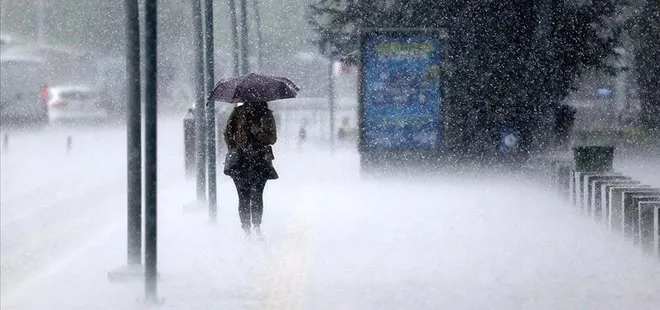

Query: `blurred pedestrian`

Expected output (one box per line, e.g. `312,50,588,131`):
298,120,307,145
337,117,350,141
223,101,278,237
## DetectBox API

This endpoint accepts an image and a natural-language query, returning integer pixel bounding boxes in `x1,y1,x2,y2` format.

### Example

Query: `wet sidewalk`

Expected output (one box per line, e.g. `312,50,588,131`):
3,150,660,310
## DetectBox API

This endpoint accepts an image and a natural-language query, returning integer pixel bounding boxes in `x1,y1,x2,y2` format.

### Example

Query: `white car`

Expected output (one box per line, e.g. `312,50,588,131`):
46,86,108,124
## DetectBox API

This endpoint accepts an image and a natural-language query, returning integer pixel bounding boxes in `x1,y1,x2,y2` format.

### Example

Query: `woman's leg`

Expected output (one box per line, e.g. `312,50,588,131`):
249,178,267,229
233,178,251,232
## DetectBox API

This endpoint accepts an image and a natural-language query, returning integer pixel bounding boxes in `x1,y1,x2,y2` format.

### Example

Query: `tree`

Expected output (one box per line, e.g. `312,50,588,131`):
629,0,660,133
308,0,623,158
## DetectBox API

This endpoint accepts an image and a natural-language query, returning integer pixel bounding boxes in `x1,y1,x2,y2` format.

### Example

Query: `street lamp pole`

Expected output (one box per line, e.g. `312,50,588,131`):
143,0,159,302
193,0,207,202
239,0,249,74
228,0,240,76
204,0,218,222
328,58,335,152
252,0,264,71
107,0,143,283
124,0,142,267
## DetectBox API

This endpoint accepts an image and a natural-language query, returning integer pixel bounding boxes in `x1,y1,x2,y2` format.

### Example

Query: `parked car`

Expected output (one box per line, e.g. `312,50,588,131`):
46,86,108,124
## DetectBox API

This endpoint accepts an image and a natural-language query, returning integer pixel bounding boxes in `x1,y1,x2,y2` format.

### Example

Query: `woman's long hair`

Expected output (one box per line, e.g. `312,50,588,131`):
225,101,269,149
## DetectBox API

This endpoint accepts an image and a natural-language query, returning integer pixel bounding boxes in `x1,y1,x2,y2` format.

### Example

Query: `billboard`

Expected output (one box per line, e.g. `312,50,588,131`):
359,29,445,151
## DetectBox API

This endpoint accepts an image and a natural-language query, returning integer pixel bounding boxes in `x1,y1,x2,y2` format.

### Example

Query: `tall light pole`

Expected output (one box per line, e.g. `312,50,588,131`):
328,58,336,152
108,0,143,283
124,0,142,268
143,0,159,302
321,39,336,152
252,0,264,71
193,0,207,202
229,0,240,76
239,0,249,74
205,0,218,222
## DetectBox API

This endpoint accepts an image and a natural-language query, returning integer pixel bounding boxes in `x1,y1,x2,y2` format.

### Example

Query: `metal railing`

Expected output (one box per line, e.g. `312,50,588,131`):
550,157,660,261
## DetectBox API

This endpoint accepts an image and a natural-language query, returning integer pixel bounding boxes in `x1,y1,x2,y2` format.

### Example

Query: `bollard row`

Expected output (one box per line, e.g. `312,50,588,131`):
551,159,660,260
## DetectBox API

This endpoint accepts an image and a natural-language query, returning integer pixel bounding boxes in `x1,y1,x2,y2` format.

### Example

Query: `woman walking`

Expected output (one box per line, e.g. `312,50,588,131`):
224,101,278,237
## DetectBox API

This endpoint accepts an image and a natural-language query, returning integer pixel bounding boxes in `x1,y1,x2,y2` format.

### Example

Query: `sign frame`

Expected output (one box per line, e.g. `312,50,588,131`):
358,28,448,154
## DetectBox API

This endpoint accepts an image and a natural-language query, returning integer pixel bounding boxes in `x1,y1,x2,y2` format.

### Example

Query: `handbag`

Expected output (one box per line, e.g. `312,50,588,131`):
223,148,244,176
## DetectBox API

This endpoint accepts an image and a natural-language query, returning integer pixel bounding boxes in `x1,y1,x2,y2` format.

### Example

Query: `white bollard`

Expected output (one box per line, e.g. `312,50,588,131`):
608,186,653,233
582,174,624,216
592,178,635,222
574,172,606,211
638,201,660,259
623,192,660,239
600,182,644,224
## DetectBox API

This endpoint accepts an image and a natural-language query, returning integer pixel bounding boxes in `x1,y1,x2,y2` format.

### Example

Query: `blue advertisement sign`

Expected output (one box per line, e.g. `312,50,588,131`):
359,29,445,150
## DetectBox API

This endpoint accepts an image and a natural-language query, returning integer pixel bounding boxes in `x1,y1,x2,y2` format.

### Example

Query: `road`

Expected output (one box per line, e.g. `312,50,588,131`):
0,119,183,299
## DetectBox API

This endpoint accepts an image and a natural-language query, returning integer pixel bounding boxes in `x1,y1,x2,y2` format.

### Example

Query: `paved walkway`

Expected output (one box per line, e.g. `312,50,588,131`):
3,150,660,309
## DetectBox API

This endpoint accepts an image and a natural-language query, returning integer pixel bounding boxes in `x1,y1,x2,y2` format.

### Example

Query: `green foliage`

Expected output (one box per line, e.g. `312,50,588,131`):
308,0,624,157
628,0,660,131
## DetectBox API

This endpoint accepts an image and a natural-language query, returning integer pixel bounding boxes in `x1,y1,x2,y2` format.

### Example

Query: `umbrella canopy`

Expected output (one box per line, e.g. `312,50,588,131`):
209,73,300,103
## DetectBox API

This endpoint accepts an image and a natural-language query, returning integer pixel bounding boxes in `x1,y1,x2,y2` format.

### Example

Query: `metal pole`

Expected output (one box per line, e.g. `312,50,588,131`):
239,0,249,74
328,58,336,152
2,134,8,153
124,0,142,267
228,0,240,76
205,0,218,222
66,136,72,155
144,0,158,301
193,0,207,202
252,0,263,71
184,109,196,178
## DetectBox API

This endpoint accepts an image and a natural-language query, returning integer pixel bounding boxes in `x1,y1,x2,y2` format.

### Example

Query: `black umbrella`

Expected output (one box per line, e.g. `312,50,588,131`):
209,73,300,103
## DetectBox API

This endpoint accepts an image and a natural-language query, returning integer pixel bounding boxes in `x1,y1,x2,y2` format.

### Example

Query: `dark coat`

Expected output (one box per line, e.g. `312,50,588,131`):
223,103,278,180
